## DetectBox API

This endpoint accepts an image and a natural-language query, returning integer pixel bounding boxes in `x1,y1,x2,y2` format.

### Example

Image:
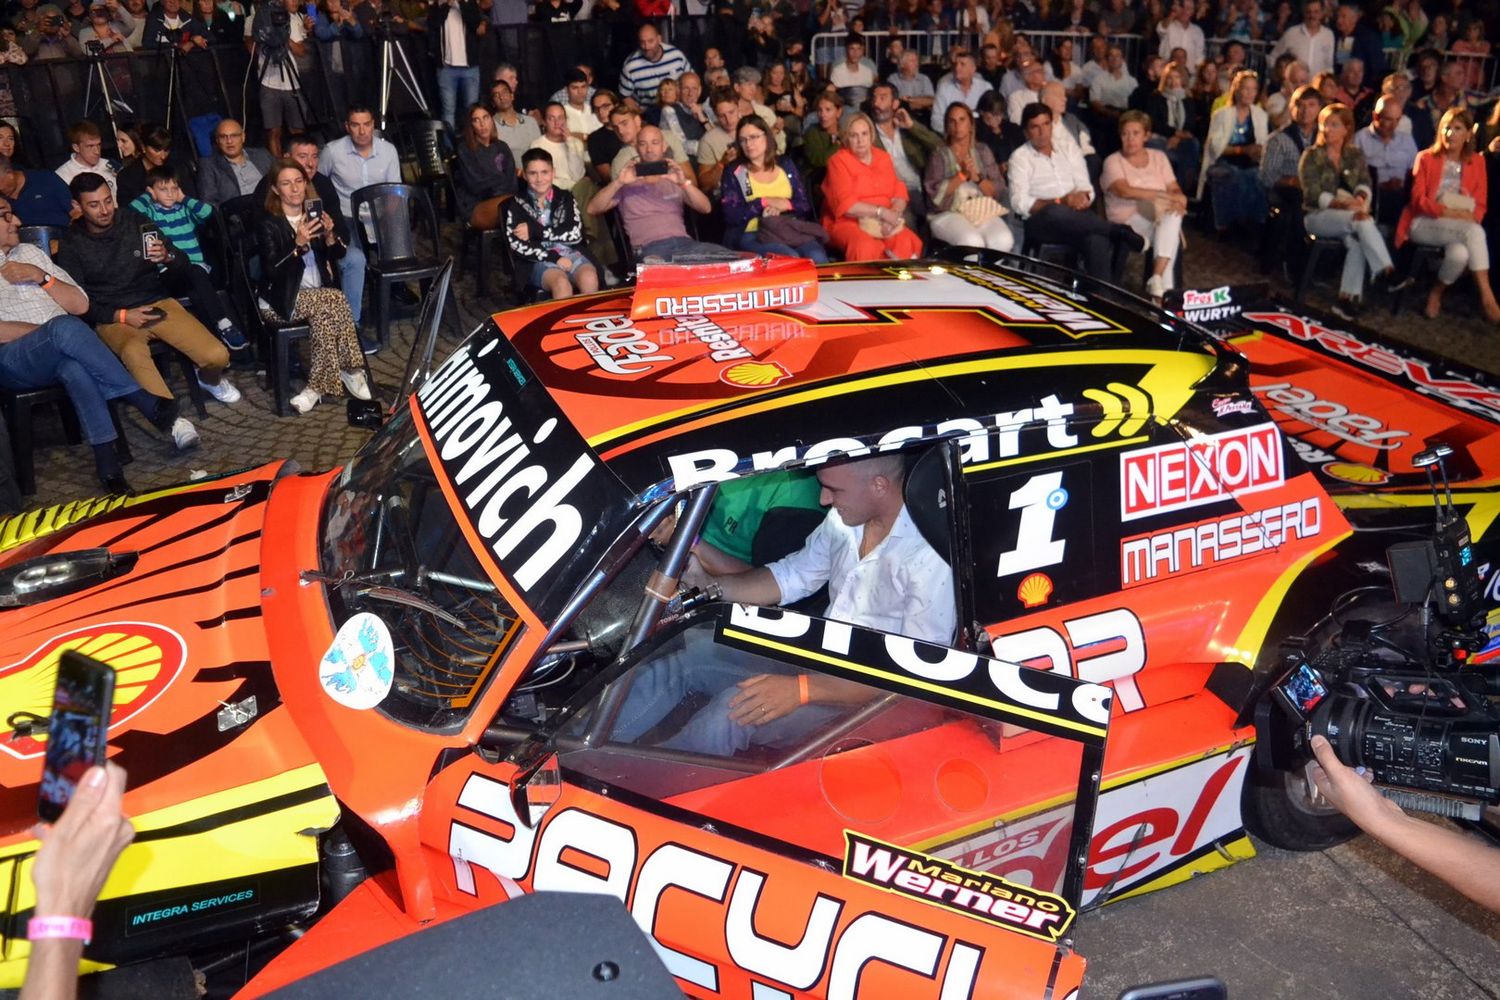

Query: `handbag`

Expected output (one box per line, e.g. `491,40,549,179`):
759,214,830,246
952,180,1006,227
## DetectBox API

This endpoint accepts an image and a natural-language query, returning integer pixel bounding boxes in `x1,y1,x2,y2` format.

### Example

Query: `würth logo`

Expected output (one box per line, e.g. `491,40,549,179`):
1120,423,1283,521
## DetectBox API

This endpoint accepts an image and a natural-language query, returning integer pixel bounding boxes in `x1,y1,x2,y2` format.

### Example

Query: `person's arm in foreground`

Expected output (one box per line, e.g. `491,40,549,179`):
1309,735,1500,913
21,762,135,1000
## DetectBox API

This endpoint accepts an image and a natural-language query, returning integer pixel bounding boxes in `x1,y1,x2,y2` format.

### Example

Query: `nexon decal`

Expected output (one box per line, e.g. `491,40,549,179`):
1119,423,1284,521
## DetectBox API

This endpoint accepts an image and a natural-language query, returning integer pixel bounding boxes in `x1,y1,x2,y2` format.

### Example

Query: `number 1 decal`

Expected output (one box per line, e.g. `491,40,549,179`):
997,472,1069,577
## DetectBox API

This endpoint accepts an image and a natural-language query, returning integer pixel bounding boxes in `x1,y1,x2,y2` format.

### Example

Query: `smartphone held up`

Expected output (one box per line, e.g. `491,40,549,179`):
38,652,116,823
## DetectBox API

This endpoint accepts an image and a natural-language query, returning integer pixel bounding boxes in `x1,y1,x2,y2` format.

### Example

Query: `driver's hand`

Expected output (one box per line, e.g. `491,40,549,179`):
648,513,677,547
728,673,803,726
680,551,712,592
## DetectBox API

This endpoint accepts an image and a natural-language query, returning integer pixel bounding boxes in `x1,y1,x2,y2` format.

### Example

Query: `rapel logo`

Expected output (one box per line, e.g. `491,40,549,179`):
1119,423,1283,521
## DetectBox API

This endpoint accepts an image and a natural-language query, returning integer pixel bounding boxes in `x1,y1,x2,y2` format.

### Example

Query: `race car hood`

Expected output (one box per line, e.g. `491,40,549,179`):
0,464,323,835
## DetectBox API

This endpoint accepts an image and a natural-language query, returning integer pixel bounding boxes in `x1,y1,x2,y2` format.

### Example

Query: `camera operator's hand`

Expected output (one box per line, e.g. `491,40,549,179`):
1308,735,1404,832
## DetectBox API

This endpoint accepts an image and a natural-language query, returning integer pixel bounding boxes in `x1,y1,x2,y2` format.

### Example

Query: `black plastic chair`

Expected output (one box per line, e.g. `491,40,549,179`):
1294,231,1349,304
220,204,315,417
1,387,131,496
350,183,454,350
396,119,459,221
17,225,66,256
463,215,510,299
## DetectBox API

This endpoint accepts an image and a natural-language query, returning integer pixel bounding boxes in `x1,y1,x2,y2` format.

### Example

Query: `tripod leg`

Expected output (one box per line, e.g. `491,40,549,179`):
389,39,431,118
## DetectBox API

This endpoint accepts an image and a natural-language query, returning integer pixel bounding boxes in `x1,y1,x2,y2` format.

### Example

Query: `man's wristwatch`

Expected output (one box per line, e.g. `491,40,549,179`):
39,272,56,290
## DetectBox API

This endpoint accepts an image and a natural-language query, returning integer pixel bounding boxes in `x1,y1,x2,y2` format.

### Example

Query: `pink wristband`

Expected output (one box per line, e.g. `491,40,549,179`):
27,916,92,943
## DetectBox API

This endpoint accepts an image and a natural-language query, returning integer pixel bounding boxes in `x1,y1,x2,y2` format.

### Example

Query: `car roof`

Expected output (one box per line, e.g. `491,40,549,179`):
490,259,1224,493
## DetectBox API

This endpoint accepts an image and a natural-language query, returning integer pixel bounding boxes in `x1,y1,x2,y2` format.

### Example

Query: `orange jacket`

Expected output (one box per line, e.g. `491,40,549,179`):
1395,148,1488,247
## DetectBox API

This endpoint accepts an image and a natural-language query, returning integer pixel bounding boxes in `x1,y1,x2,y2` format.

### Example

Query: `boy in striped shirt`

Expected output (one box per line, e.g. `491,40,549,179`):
129,166,213,271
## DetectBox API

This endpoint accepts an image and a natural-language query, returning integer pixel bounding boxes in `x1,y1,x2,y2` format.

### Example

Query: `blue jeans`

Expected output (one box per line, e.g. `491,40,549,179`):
729,225,831,263
638,236,744,263
0,316,139,445
1208,161,1267,231
341,240,367,326
438,66,481,130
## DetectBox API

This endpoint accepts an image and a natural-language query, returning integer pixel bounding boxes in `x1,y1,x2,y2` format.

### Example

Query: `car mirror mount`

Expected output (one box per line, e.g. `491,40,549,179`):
508,749,562,830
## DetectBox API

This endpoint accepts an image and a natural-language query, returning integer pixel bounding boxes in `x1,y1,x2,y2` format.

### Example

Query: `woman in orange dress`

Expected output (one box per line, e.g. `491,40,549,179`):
820,112,924,260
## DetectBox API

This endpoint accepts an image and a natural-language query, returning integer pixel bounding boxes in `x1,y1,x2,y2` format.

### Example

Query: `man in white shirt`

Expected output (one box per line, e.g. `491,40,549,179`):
932,49,994,131
888,49,935,113
54,121,118,199
1080,34,1110,90
1270,0,1335,77
562,68,600,139
1005,56,1047,124
613,454,956,756
1089,44,1137,121
244,0,310,157
830,35,877,103
1009,101,1141,280
1156,1,1206,72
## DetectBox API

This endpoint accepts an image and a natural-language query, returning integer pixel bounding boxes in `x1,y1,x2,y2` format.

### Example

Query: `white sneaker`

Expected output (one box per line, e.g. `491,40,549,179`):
340,370,372,401
289,387,321,413
1145,274,1166,301
198,374,242,404
170,417,199,452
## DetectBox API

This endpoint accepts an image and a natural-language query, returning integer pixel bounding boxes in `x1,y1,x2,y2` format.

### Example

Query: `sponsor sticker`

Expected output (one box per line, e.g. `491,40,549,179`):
318,613,394,710
1120,497,1323,587
842,831,1077,942
126,884,258,935
1180,286,1240,323
1119,423,1284,521
1017,572,1054,608
1254,382,1409,451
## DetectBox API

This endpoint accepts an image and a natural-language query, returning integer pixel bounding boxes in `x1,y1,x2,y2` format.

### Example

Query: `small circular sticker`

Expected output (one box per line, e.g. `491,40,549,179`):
1046,487,1069,510
318,613,395,710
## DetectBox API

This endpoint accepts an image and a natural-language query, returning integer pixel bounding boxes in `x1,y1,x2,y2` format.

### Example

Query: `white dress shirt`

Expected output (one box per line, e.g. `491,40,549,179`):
1090,69,1138,110
1269,22,1335,76
1009,139,1093,218
1007,86,1043,124
931,75,995,131
767,505,955,644
1157,19,1206,71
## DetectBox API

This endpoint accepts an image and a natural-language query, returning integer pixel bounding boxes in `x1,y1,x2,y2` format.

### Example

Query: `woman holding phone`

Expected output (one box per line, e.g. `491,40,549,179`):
256,160,370,414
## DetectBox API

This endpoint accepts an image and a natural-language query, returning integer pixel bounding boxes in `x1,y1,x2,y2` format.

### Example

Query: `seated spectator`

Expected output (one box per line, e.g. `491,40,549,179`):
1414,60,1477,144
924,102,1013,253
1397,109,1496,322
1048,36,1087,104
801,93,844,173
732,67,786,151
1103,111,1186,301
56,173,239,417
1009,102,1143,280
1262,84,1322,197
1299,102,1402,319
21,4,85,59
656,73,710,160
585,90,622,182
1200,69,1269,233
821,113,923,261
128,167,239,348
1380,72,1424,145
504,149,597,299
934,48,995,131
1145,61,1201,196
0,197,195,489
530,101,589,192
889,49,935,113
489,79,542,166
719,117,829,262
454,104,517,232
0,123,28,170
830,35,877,105
1041,81,1098,171
0,154,71,227
978,42,1008,92
609,105,689,181
1005,56,1047,125
697,89,746,193
561,68,600,140
116,124,194,207
55,121,118,199
257,160,370,413
1355,95,1418,226
1407,48,1441,104
1334,58,1373,121
1190,60,1223,118
1089,44,1138,126
1267,58,1310,129
199,119,272,206
588,125,728,262
1219,40,1250,84
1311,70,1340,106
869,82,940,220
976,90,1020,164
764,64,808,144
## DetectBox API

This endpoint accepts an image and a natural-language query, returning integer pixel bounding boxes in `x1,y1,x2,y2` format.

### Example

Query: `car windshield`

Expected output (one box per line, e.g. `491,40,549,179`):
320,406,525,731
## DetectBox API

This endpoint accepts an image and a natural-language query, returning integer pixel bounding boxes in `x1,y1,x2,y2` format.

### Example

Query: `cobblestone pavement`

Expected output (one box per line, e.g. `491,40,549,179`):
19,231,1500,508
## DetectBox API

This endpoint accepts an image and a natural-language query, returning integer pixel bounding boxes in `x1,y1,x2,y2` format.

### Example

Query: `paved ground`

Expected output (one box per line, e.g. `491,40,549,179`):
16,234,1500,999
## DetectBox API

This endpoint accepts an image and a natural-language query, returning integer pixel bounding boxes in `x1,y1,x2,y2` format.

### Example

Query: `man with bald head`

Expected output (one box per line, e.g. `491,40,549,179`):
1355,94,1417,225
1005,56,1047,124
613,452,956,756
587,125,730,262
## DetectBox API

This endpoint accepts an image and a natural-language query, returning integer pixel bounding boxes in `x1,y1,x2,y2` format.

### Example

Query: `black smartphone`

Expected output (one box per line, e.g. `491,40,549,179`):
1274,662,1328,721
305,197,324,220
636,159,670,176
139,223,163,258
38,651,116,823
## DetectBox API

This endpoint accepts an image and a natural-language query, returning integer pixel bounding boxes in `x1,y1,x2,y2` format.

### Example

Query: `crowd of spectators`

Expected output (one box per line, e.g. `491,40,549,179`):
3,0,1500,510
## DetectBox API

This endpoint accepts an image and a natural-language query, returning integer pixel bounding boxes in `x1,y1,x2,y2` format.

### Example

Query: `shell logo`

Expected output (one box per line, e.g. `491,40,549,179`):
1323,462,1391,486
720,360,793,389
1017,573,1054,609
0,623,187,759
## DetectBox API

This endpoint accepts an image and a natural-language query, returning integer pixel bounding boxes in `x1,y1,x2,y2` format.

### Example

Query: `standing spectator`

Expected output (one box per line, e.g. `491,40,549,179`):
21,5,84,59
869,82,941,219
1451,21,1490,94
257,160,370,413
1270,0,1335,77
821,113,922,260
429,0,485,131
1156,1,1205,72
0,155,72,227
1333,3,1385,79
1333,59,1374,120
588,126,727,262
831,36,878,105
318,105,398,330
0,198,192,490
720,117,829,262
1408,48,1442,104
489,78,541,166
1355,94,1417,224
56,173,239,417
1219,0,1262,40
1420,14,1451,55
245,0,311,157
1299,102,1401,318
1190,61,1223,117
1200,69,1269,232
1103,110,1186,300
198,119,273,205
889,49,936,113
924,102,1013,252
192,0,244,45
1089,44,1138,124
454,104,517,232
140,0,190,47
55,122,118,200
1397,108,1496,321
78,3,133,51
1145,61,1201,196
504,148,597,299
1080,35,1111,91
1009,102,1141,279
934,49,995,130
1005,56,1047,125
619,23,690,105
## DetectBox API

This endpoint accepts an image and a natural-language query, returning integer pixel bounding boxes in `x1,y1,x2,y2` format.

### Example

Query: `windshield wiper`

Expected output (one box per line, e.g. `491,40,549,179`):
299,570,465,627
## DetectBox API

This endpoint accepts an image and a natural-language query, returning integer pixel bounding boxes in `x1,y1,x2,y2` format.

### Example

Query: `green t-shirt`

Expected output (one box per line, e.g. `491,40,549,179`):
699,470,825,564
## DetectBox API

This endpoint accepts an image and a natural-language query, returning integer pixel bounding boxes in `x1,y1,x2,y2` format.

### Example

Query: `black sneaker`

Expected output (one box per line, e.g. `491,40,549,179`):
358,330,381,356
220,324,251,351
99,474,134,496
147,395,181,433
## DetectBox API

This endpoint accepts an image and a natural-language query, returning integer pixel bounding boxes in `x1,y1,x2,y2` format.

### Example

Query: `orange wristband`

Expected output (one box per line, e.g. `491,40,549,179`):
116,308,127,324
798,673,810,705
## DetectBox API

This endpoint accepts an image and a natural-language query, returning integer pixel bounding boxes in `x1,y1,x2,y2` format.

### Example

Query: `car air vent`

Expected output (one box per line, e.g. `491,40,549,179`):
0,549,138,606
